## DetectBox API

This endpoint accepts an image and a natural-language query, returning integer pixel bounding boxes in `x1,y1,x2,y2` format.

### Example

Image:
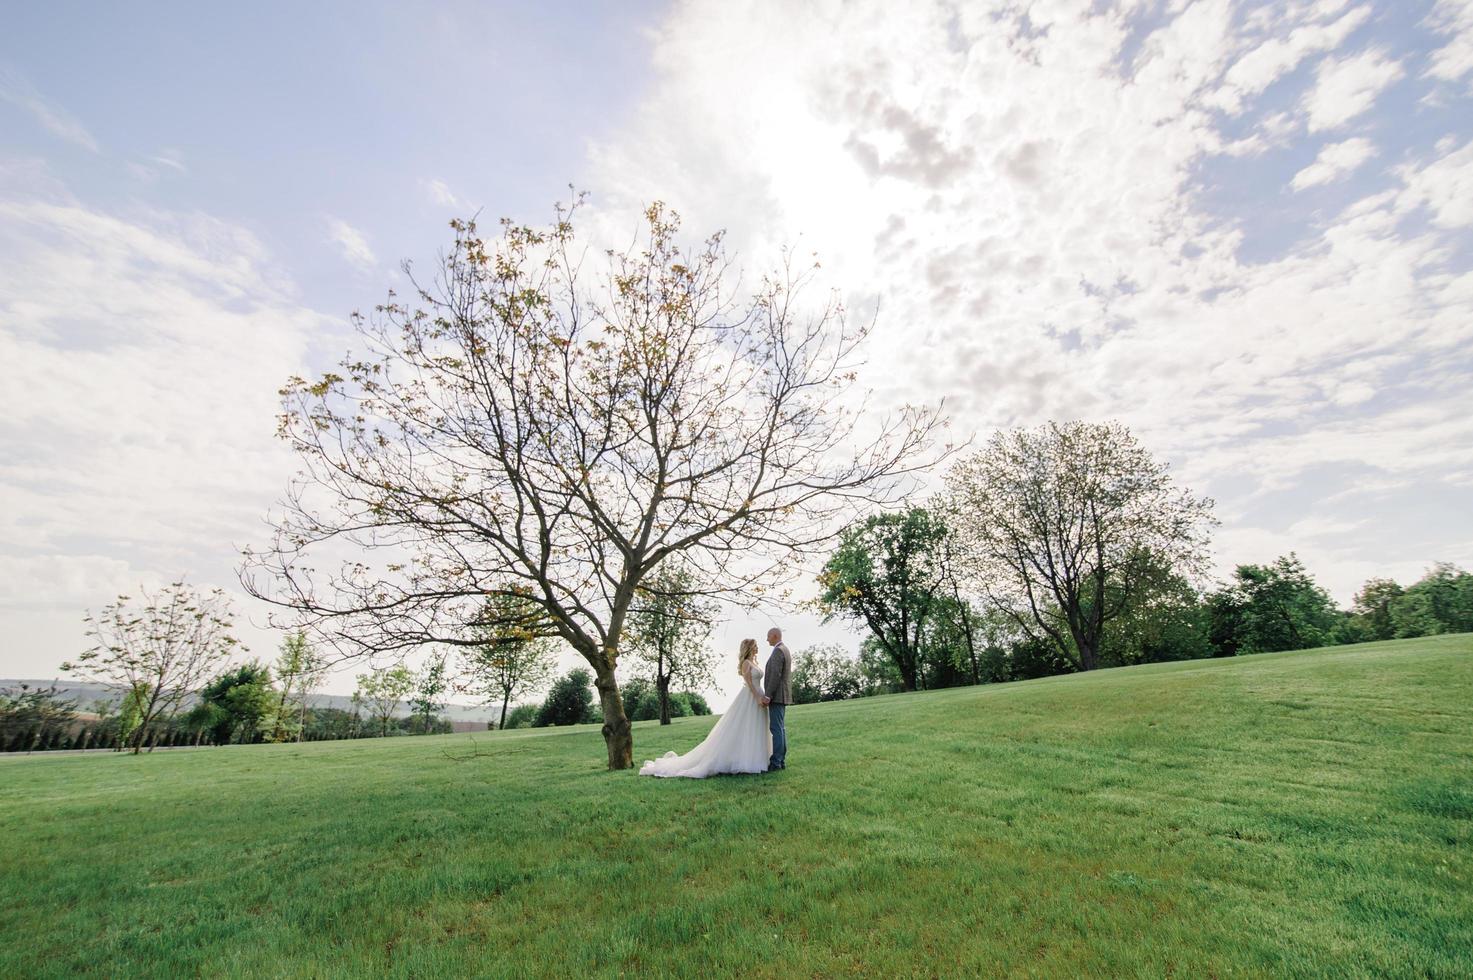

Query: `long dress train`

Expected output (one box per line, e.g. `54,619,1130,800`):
638,662,771,778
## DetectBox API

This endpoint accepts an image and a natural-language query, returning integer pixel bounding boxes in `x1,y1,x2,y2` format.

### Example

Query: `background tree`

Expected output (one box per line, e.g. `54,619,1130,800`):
536,668,597,727
618,677,713,721
504,703,539,729
356,665,414,737
856,638,905,696
935,526,984,684
198,663,277,744
461,592,558,731
944,421,1215,671
1346,578,1403,642
269,631,324,742
791,644,863,703
115,683,148,750
818,507,947,691
1210,554,1340,654
64,581,243,753
180,700,224,746
1389,563,1473,638
411,651,450,734
625,567,718,725
348,691,365,738
0,684,77,754
243,199,944,769
1090,554,1211,666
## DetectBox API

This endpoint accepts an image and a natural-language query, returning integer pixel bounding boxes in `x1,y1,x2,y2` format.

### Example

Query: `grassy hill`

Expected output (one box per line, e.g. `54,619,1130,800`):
2,636,1470,977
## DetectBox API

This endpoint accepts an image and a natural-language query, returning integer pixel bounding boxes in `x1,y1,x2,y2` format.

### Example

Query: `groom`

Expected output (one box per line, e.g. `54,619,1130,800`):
761,627,793,771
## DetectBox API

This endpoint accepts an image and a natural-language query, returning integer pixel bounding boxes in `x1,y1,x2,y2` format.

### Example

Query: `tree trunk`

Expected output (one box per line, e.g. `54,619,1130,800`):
593,663,632,770
1078,639,1097,671
657,674,671,726
499,694,510,732
960,614,979,685
898,643,918,691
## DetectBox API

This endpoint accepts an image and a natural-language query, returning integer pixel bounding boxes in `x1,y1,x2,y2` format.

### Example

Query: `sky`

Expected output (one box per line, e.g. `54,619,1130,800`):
3,0,1471,708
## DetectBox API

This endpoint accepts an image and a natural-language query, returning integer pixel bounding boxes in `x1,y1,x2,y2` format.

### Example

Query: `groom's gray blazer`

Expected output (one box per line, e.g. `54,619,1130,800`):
763,642,793,705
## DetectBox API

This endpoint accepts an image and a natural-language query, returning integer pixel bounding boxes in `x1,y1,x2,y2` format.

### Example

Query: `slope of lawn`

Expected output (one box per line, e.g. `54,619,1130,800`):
2,635,1470,977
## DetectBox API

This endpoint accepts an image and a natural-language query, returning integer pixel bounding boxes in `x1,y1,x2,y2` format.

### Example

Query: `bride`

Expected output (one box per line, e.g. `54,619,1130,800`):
639,638,771,778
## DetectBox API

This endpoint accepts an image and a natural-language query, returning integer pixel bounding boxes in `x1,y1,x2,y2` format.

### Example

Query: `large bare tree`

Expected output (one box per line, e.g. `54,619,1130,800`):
242,198,944,768
942,421,1214,671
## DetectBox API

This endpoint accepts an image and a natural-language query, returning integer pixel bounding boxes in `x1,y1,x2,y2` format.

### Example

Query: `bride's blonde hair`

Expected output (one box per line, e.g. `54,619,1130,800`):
737,638,758,673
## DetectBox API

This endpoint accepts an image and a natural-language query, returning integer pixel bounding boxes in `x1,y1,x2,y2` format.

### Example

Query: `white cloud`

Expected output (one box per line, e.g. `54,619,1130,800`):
0,194,337,670
0,67,99,152
1425,0,1473,85
327,217,375,269
420,177,462,208
1207,4,1372,116
1395,137,1473,227
1291,136,1376,189
1303,47,1404,131
581,0,1473,614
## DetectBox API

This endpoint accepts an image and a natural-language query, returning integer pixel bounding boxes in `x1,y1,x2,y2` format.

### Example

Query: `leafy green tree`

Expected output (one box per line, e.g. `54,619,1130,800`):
0,684,77,753
535,668,596,727
269,631,328,742
856,638,904,696
411,651,451,734
198,663,277,744
1347,578,1403,642
462,593,559,731
1389,563,1473,637
180,700,226,746
944,421,1215,671
1390,590,1441,638
626,567,718,725
504,703,539,729
1096,559,1211,666
1212,554,1340,654
818,508,947,691
356,665,415,737
116,683,148,750
65,580,243,753
620,676,656,719
348,691,365,738
791,644,862,703
620,679,715,721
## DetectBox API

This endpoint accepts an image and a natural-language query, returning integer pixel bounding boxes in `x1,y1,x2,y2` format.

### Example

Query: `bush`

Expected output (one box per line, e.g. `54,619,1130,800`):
619,678,711,721
504,703,538,729
535,669,597,727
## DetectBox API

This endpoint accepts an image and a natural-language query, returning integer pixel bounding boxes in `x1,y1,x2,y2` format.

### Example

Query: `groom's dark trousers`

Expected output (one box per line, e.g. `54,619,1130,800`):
768,704,787,770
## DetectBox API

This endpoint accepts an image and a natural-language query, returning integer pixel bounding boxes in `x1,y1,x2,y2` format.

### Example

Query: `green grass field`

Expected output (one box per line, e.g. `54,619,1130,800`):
3,636,1470,978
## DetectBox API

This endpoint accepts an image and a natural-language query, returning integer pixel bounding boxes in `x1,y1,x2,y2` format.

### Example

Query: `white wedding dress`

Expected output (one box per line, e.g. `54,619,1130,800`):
639,662,771,778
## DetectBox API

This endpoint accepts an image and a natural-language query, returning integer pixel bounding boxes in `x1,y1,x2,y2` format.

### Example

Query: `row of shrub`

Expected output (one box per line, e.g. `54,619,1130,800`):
498,670,712,729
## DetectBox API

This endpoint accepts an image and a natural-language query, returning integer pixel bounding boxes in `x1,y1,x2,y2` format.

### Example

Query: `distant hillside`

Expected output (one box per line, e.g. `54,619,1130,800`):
1,679,503,724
